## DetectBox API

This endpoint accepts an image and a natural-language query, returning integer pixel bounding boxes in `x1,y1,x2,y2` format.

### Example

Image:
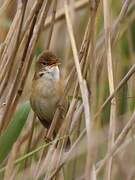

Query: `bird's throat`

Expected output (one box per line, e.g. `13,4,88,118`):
35,66,60,81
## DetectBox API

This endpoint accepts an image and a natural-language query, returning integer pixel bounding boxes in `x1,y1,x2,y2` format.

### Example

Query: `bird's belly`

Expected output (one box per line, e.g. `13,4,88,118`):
38,97,58,121
30,79,60,124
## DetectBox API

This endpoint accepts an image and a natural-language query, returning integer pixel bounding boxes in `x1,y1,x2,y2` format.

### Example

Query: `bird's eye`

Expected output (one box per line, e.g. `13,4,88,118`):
41,61,48,65
42,62,46,65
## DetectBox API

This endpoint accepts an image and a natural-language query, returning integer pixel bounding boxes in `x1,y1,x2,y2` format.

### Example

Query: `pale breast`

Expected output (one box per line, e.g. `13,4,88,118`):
30,76,60,123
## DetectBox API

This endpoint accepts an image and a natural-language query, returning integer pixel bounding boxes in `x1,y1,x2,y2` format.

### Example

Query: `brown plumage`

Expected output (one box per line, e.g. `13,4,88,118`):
30,50,67,137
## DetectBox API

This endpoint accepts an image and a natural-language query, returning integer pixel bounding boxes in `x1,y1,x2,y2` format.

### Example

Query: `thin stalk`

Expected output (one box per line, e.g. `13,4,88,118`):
64,2,92,179
46,0,58,49
103,0,116,179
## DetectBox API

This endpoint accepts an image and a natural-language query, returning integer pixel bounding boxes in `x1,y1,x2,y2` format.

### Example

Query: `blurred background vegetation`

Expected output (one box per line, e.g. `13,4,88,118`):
0,0,135,180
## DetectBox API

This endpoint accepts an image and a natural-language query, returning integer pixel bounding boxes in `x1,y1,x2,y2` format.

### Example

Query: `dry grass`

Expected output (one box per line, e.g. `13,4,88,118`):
0,0,135,180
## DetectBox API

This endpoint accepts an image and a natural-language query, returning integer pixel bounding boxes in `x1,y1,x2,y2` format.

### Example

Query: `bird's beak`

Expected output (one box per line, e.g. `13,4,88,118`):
50,59,61,67
56,62,61,65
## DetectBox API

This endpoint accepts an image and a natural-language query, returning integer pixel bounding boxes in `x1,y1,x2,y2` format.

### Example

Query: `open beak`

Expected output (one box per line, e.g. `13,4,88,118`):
50,59,61,67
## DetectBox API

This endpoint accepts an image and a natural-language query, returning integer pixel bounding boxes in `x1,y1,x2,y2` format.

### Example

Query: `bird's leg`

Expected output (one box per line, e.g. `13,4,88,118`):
57,103,65,120
44,136,54,145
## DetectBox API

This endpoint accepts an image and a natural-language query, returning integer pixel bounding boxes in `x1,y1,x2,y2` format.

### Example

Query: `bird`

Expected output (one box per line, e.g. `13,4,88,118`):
30,50,68,140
